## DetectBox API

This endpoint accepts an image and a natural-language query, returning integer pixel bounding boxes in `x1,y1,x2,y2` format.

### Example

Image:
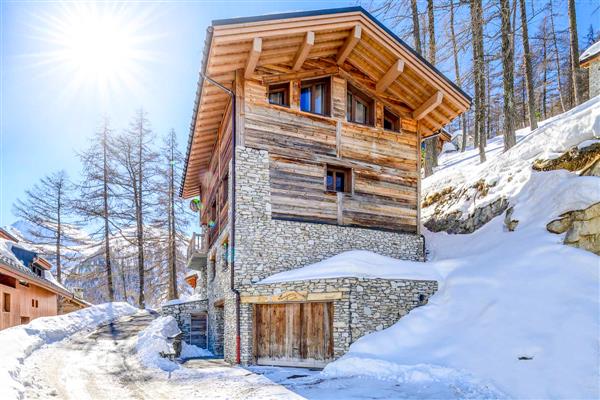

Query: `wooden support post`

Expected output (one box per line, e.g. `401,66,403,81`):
337,25,361,65
413,91,443,120
292,31,315,71
244,37,262,79
376,59,404,94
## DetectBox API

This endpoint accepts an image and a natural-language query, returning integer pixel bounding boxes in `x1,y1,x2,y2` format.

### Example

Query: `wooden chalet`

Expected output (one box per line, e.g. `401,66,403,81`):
0,229,88,330
177,7,470,367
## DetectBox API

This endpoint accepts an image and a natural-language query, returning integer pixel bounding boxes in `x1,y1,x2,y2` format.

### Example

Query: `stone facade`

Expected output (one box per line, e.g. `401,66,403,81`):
588,58,600,99
160,299,207,347
238,277,437,363
167,145,430,366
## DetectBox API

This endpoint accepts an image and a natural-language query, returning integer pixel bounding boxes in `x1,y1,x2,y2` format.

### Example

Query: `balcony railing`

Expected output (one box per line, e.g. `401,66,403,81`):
187,232,207,271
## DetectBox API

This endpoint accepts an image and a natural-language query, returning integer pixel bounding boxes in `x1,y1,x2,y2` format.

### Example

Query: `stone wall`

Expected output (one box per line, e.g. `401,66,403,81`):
238,277,438,364
160,299,208,345
234,146,425,290
589,60,600,99
547,202,600,255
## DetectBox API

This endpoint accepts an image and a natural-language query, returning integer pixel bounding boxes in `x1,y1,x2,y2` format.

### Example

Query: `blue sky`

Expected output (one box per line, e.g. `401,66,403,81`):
1,0,598,227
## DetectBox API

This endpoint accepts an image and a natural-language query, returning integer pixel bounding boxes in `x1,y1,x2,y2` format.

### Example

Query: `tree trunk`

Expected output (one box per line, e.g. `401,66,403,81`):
549,0,566,113
102,125,114,302
136,120,145,309
471,0,486,163
168,131,178,300
411,0,422,54
567,0,583,105
449,0,468,152
519,0,538,130
423,137,435,177
542,21,548,120
56,188,62,283
500,0,517,150
427,0,435,65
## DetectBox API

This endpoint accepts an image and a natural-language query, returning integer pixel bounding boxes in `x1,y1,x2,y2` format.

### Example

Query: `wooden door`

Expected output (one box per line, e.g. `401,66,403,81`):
190,313,207,348
254,302,333,367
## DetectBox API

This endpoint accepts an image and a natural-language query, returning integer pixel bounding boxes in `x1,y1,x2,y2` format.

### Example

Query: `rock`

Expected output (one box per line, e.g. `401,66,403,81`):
547,202,600,255
532,142,600,172
425,197,508,234
504,207,519,232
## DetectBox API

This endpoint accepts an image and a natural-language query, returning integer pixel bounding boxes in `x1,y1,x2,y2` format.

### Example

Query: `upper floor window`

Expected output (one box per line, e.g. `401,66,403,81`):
384,108,400,132
301,77,330,116
268,83,289,107
326,165,352,193
347,84,374,126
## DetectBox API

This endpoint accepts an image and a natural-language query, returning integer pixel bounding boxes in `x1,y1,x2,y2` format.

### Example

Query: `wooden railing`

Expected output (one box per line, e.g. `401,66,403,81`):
187,232,204,261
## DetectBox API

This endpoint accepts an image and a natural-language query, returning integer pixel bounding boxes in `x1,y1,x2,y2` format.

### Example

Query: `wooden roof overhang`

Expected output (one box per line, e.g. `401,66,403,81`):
181,6,471,198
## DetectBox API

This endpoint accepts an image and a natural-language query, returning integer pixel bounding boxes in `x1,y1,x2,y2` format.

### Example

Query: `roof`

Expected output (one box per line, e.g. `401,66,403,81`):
580,40,600,67
181,6,471,198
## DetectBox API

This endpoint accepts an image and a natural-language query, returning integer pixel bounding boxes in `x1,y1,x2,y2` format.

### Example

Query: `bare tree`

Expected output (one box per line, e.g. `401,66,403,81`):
411,0,422,54
75,118,117,301
13,171,74,283
567,0,583,105
112,110,158,308
470,0,486,163
500,0,517,150
519,0,538,130
547,0,566,113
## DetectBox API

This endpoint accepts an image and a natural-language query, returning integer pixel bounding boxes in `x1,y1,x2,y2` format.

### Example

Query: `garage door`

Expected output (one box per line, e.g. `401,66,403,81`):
254,302,333,367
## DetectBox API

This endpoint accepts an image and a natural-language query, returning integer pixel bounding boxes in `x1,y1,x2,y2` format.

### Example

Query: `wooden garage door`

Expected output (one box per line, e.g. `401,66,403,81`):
254,302,334,367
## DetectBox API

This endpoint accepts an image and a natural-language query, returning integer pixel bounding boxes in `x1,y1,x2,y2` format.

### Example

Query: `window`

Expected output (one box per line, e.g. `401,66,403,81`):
3,293,10,312
32,299,35,307
268,83,289,107
36,300,39,308
221,174,229,205
300,77,330,115
326,166,352,193
32,265,43,277
384,108,401,132
347,84,374,126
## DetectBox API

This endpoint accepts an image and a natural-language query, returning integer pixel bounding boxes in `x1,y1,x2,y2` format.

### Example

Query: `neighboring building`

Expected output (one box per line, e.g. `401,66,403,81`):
580,40,600,98
0,229,88,330
170,7,469,367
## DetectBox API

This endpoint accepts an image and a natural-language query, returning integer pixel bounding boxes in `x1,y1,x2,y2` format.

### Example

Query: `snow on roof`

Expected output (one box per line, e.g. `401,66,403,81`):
259,250,440,284
580,40,600,64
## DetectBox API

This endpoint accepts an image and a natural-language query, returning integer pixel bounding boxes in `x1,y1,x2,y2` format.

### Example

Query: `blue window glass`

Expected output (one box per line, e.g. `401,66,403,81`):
300,87,311,112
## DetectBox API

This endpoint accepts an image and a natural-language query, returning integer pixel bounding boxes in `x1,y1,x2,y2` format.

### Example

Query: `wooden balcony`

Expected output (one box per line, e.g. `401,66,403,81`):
187,232,207,271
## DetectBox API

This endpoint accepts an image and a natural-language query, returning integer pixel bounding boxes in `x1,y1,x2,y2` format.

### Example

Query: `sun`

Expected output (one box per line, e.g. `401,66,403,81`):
28,2,157,100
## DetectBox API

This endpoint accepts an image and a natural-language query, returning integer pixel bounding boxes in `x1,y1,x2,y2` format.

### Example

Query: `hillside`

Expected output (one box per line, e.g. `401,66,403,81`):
313,98,600,398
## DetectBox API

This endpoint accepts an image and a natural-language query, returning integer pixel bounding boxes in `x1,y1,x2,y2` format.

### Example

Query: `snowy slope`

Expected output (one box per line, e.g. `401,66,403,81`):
305,99,600,399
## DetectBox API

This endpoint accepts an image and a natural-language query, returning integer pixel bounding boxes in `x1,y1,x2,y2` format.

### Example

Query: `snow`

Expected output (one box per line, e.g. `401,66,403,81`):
136,316,181,372
180,341,213,359
162,292,204,306
580,40,600,63
322,97,600,399
259,250,440,284
441,141,456,154
0,302,137,399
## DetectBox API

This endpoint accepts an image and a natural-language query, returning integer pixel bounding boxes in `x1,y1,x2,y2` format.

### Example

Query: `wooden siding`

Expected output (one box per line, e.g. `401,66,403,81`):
254,302,334,366
0,271,58,330
243,74,419,233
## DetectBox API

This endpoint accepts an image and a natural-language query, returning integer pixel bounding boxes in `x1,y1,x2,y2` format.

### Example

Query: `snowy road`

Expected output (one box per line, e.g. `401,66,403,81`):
16,311,496,399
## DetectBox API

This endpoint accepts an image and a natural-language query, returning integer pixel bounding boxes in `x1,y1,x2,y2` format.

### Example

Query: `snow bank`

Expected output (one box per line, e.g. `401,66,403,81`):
324,98,600,399
180,341,213,359
136,316,181,372
0,302,137,399
162,292,204,306
260,250,439,284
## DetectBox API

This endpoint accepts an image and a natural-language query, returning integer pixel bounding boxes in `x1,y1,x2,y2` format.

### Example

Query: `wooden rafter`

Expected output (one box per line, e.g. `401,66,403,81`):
376,59,404,94
292,31,315,71
244,37,262,79
337,24,361,65
413,91,443,120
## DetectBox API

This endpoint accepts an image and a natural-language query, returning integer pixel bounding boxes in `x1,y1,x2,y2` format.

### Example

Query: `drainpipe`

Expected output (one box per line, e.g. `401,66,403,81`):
199,72,241,365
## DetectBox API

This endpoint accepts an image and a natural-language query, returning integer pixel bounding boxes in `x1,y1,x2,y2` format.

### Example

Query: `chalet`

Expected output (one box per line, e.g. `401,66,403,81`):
0,229,88,330
170,7,469,367
580,40,600,98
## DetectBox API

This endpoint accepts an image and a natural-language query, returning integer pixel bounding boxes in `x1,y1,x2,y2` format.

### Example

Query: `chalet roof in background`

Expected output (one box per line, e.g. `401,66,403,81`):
181,6,472,198
580,40,600,66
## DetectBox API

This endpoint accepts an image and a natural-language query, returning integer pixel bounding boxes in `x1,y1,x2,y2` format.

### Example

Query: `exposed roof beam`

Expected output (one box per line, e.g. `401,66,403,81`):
376,59,404,94
413,91,443,120
244,37,262,79
337,24,361,65
292,31,315,71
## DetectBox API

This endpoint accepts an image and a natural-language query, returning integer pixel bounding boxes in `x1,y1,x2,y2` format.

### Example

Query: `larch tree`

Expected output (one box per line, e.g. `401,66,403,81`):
423,0,438,177
112,110,158,309
518,0,538,131
470,0,486,163
500,0,517,150
448,0,468,152
75,117,116,301
13,170,74,283
411,0,422,54
567,0,583,105
548,0,566,113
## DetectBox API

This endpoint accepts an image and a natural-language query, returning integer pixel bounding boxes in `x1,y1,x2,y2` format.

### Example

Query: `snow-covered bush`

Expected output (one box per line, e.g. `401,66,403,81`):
136,316,181,372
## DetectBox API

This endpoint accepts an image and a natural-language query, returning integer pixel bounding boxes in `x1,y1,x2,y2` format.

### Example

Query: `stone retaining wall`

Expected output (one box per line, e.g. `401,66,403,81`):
160,299,208,346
